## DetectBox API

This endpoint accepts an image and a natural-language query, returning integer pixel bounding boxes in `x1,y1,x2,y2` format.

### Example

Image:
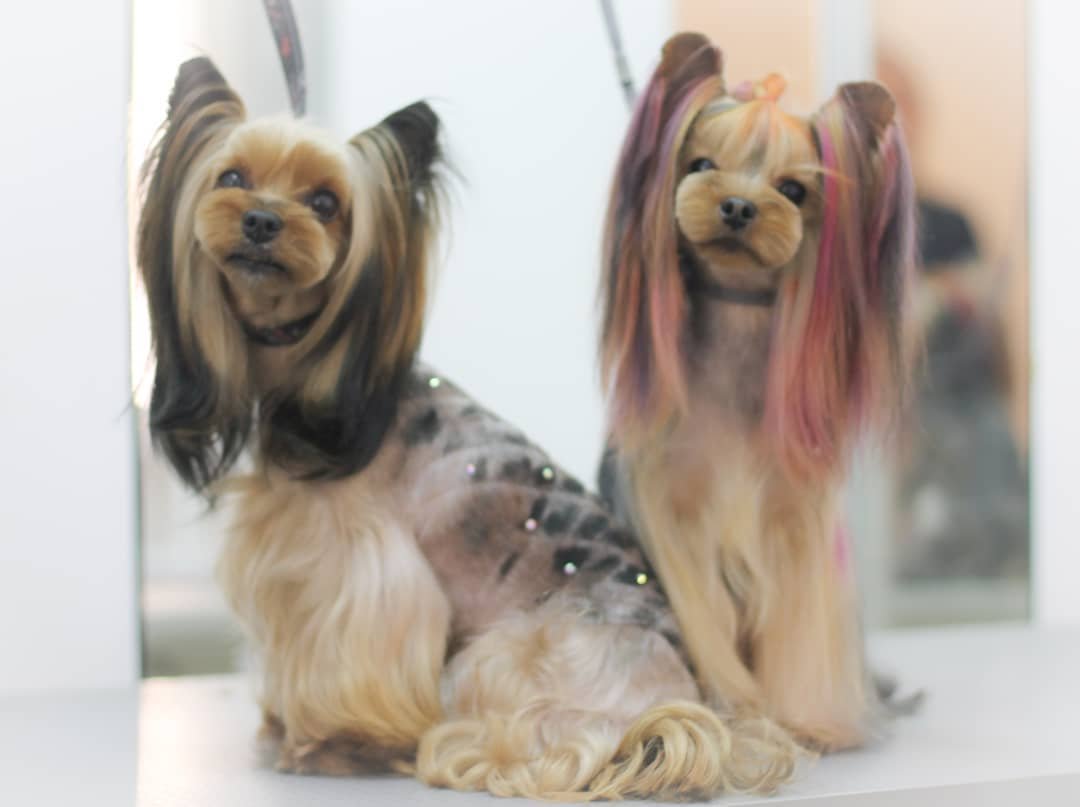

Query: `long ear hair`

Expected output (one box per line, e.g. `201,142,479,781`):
262,101,446,477
599,33,725,446
137,57,247,491
765,82,917,477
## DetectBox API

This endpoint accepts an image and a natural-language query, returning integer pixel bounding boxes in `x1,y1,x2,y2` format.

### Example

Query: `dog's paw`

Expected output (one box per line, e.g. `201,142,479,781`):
275,736,413,777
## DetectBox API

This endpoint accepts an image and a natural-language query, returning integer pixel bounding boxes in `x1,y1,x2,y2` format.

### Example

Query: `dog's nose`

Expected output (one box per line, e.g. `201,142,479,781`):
242,209,283,244
720,197,757,230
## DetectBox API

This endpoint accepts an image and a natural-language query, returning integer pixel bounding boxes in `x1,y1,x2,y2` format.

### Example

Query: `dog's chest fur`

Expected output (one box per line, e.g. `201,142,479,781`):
688,297,775,423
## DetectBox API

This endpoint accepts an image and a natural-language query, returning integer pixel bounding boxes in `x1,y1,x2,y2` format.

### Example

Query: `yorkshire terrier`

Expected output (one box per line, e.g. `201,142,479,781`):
138,57,800,800
599,33,916,751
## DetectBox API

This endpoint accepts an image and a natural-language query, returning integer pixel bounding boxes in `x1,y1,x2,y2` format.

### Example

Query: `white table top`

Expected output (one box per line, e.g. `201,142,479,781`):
3,623,1078,806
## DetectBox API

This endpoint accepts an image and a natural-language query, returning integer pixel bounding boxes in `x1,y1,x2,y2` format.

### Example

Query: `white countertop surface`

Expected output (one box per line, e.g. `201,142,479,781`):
3,623,1078,806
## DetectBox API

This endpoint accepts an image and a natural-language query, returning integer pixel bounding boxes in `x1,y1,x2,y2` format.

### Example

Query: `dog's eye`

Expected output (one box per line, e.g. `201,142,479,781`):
777,179,807,206
216,169,247,189
688,158,716,174
309,189,339,220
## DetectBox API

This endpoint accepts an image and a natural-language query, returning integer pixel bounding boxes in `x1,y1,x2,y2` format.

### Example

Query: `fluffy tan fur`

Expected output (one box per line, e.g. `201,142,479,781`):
219,469,450,763
626,431,870,749
675,102,822,277
417,596,800,799
216,455,804,793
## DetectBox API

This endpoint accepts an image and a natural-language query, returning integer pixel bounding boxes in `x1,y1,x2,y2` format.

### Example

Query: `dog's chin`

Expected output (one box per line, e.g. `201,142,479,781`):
221,251,333,292
711,236,757,255
226,253,291,278
692,236,765,269
226,272,291,301
690,235,797,272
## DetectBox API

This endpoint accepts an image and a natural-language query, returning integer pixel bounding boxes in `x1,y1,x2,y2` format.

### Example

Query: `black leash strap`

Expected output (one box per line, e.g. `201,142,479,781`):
262,0,307,116
599,0,636,109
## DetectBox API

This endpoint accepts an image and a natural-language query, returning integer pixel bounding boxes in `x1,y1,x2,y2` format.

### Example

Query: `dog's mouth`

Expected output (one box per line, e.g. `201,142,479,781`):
701,236,766,266
240,307,323,348
227,253,291,278
710,236,753,255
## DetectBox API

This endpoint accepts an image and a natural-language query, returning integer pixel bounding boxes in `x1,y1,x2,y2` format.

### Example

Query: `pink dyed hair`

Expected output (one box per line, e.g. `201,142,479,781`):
599,34,724,443
600,40,916,472
765,85,917,477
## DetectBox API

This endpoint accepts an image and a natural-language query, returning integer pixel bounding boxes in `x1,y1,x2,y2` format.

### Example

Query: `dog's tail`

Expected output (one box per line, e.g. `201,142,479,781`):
589,701,802,800
414,600,802,800
417,700,801,801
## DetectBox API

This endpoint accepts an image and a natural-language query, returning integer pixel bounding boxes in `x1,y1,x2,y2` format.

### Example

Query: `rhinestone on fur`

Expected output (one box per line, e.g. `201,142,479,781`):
523,518,538,532
428,376,441,389
465,462,477,477
539,466,555,482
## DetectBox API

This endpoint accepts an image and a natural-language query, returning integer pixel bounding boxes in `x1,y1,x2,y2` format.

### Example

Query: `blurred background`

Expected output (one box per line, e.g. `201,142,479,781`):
129,0,1031,676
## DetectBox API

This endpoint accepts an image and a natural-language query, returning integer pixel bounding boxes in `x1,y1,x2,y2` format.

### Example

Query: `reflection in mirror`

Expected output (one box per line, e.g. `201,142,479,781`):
875,0,1029,625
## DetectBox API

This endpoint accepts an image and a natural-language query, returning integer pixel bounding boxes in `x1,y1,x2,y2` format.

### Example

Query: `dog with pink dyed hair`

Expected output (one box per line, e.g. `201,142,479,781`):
598,32,917,752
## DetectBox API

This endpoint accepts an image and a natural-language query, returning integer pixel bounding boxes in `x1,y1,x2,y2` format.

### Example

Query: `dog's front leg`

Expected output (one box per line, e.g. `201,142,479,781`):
220,479,452,772
752,484,871,750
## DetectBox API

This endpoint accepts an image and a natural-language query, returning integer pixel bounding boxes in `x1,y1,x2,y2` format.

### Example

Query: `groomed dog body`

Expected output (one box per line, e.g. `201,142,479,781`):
599,34,916,751
138,57,799,799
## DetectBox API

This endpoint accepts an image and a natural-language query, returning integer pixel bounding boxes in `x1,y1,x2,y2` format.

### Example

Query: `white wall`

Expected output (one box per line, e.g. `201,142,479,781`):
1031,0,1080,624
319,0,672,483
0,1,137,691
815,0,873,101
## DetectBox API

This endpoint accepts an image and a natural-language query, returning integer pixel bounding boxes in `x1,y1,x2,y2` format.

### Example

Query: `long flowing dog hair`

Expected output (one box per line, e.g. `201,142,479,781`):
138,58,250,489
139,57,453,765
600,36,916,479
766,85,916,477
138,58,444,489
600,35,726,445
599,33,917,748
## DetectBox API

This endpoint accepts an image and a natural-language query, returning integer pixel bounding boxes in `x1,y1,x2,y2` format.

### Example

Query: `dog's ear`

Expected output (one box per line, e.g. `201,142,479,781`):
137,58,249,491
600,33,724,447
379,101,441,189
764,80,916,477
261,102,446,478
151,58,246,188
658,31,724,95
345,99,443,390
836,81,896,146
167,57,242,118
